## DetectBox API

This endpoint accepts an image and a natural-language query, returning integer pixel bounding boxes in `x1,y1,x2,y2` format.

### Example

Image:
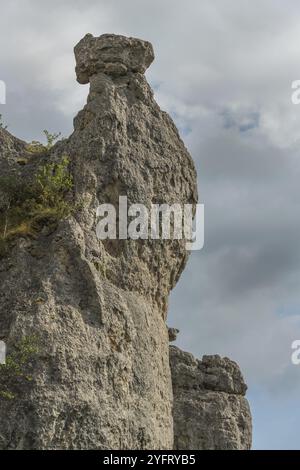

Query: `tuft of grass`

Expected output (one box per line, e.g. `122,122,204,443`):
0,391,14,400
5,221,34,239
0,156,73,255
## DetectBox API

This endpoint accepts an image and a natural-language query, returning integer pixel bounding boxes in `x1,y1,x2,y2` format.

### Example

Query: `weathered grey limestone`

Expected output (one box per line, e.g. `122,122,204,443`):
0,33,252,451
0,34,197,449
74,33,155,84
170,346,252,450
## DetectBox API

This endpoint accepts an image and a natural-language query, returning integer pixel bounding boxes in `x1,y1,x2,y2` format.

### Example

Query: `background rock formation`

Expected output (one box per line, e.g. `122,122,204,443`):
170,346,252,450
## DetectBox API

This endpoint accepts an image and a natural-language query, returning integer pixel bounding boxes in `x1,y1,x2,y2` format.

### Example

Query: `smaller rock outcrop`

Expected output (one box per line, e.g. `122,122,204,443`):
170,346,252,450
168,327,180,342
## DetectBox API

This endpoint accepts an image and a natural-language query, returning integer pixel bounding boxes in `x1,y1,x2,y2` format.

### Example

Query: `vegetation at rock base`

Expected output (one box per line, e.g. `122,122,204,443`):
0,156,73,256
0,336,39,400
25,140,46,154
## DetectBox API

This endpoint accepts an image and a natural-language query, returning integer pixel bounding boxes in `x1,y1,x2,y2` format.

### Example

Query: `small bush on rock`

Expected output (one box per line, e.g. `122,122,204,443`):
0,336,39,400
25,130,61,154
0,156,73,255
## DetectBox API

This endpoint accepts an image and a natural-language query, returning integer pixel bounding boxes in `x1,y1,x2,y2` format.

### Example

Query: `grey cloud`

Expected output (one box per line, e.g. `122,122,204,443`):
1,0,300,449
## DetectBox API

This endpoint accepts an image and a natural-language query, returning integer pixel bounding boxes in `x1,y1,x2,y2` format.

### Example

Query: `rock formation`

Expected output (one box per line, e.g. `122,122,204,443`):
168,327,180,342
0,33,197,450
170,346,252,450
0,33,251,450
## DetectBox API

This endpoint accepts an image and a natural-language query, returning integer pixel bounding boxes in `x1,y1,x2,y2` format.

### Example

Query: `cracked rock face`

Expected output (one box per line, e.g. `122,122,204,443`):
0,34,197,449
170,346,252,450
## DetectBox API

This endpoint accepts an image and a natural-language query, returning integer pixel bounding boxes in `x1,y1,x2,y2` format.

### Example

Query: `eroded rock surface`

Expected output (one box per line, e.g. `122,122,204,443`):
170,346,252,450
0,33,252,451
0,34,197,450
74,33,155,83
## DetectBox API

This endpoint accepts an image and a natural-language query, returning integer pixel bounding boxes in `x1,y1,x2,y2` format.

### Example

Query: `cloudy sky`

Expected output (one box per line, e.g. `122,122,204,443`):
1,0,300,449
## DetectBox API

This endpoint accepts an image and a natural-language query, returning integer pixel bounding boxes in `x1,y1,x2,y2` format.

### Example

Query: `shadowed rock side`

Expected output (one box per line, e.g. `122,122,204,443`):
170,346,252,450
0,34,197,449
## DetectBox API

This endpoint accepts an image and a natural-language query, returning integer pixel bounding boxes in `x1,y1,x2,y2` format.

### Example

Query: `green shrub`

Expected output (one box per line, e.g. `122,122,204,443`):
26,140,46,154
25,130,61,154
36,156,73,208
43,130,61,150
0,156,73,254
0,336,39,400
